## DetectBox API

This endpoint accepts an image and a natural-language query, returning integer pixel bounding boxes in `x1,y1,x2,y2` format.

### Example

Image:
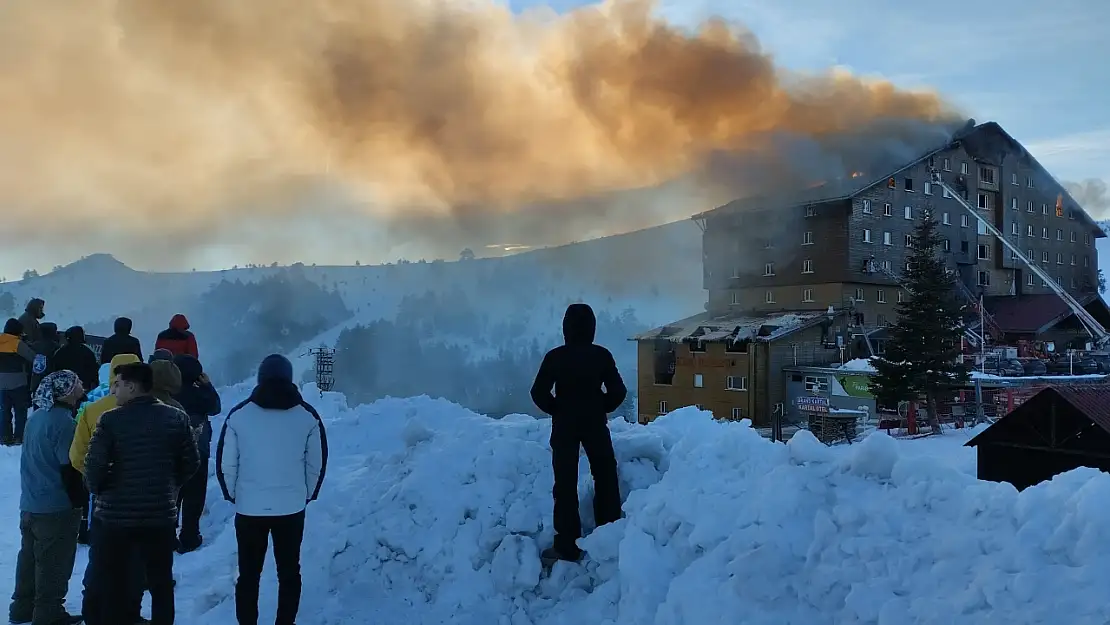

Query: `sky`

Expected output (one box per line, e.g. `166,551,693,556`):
0,0,1106,280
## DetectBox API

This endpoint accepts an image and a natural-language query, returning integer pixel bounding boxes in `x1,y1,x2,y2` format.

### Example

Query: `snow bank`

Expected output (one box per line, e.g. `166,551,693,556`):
4,389,1109,624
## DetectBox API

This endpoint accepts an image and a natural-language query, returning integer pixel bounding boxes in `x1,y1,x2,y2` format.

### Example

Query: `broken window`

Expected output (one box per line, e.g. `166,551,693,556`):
904,178,915,192
887,177,897,189
979,167,995,184
978,271,990,286
652,341,676,385
977,244,990,260
725,338,749,353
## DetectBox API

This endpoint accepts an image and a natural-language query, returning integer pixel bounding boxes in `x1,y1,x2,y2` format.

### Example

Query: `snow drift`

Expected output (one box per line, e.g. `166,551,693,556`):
4,385,1110,624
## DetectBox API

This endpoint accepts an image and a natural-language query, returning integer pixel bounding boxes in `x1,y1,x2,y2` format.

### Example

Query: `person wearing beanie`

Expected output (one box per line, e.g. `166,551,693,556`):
171,354,222,554
148,348,174,363
0,317,35,446
216,354,327,625
98,316,143,366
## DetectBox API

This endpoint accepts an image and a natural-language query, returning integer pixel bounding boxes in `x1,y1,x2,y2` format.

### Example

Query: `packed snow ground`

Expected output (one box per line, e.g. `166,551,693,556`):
3,387,1110,624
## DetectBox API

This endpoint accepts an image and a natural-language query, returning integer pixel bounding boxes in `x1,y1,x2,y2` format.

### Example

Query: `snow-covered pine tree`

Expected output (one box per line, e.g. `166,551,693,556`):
869,210,970,433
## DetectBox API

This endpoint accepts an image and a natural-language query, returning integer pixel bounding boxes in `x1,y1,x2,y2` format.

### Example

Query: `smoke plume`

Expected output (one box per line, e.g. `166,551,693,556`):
0,0,963,268
1064,179,1110,221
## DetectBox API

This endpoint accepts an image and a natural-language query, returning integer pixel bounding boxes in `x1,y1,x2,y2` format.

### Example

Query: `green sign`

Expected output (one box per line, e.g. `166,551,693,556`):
838,375,873,398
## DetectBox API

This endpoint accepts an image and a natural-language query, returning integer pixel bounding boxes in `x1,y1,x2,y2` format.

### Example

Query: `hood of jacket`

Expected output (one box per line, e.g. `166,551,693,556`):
40,322,59,343
25,298,44,320
107,353,141,385
64,326,86,345
173,354,204,385
0,333,19,354
3,318,23,336
169,314,190,331
151,360,183,399
249,379,304,410
113,316,133,335
562,303,596,345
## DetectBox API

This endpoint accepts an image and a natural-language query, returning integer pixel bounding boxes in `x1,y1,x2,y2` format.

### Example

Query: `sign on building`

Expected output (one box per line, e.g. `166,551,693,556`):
796,395,830,414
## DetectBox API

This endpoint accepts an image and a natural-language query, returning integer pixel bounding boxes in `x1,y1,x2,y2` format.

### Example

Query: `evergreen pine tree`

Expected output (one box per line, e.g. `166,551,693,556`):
869,210,970,433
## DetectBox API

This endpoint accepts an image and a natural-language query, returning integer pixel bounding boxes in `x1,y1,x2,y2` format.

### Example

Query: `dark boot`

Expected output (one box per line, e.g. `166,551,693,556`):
541,545,582,563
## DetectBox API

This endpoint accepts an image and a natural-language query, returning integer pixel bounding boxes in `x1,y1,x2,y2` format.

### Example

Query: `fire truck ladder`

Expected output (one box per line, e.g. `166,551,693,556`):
928,169,1110,347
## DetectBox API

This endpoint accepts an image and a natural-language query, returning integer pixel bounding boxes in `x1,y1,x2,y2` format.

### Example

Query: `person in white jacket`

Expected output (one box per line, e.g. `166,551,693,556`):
215,354,327,625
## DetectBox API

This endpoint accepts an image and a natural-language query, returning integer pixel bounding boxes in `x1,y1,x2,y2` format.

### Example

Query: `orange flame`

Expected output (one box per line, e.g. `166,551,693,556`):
851,171,864,178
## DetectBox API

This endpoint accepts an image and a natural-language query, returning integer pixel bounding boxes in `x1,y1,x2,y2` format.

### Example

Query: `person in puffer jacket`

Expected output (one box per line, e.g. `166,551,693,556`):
172,354,221,554
154,314,198,359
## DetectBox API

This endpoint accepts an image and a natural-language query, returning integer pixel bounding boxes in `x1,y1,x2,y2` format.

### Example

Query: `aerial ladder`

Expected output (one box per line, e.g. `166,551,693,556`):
928,169,1110,348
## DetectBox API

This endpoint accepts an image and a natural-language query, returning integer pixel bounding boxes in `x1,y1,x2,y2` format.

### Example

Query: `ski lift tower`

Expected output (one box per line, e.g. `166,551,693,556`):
308,345,336,392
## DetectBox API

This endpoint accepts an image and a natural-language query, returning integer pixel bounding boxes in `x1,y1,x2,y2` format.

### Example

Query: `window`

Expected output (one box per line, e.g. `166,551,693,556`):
689,340,706,353
1042,203,1048,215
961,161,969,175
1072,277,1077,289
731,266,741,278
924,182,933,195
854,288,865,301
1056,229,1064,241
1041,278,1047,287
1070,254,1076,266
883,203,893,217
802,288,814,302
942,212,951,225
731,407,744,420
904,233,913,248
977,193,989,209
877,314,888,326
863,229,872,243
1027,200,1034,213
1027,249,1034,261
1010,249,1018,261
1027,225,1034,237
1069,210,1076,221
1027,176,1034,188
883,231,892,245
1027,274,1035,287
1056,253,1064,265
1011,197,1018,210
942,238,951,252
960,215,969,227
897,290,905,303
943,186,952,198
978,271,990,286
887,177,897,189
904,177,915,192
765,291,775,304
977,244,990,260
693,373,704,388
977,219,987,236
764,262,775,276
726,376,747,391
1042,227,1049,239
877,289,886,303
658,401,668,415
961,240,970,254
803,376,828,393
1085,256,1090,267
806,206,816,217
882,259,892,271
904,206,913,219
1011,173,1019,185
1011,223,1019,235
732,291,741,305
862,199,872,214
979,167,995,184
943,157,951,171
803,231,814,245
1042,251,1049,263
1071,231,1077,242
726,339,748,353
802,259,814,273
1085,233,1091,245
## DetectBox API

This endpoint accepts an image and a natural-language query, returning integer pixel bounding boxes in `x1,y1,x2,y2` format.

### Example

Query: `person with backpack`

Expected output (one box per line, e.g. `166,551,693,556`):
0,318,35,446
84,362,199,625
529,303,627,564
29,323,61,394
99,317,144,366
154,315,198,359
172,354,221,554
216,354,326,625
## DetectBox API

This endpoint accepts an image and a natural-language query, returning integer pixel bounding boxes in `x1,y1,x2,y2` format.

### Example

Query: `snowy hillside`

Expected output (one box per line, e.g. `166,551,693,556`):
6,385,1110,624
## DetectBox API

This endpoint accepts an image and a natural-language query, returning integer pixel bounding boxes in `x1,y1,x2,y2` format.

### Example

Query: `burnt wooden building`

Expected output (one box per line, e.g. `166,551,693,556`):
965,384,1110,490
630,308,849,426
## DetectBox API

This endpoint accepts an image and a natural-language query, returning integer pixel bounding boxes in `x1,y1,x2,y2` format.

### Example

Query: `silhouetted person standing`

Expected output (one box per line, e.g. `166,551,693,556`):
99,316,144,366
0,318,35,446
217,354,326,625
17,298,45,345
172,354,221,554
530,303,627,563
50,327,100,394
84,362,199,625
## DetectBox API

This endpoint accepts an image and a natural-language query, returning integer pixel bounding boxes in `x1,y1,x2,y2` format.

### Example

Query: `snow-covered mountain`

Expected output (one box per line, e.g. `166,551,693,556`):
1,384,1105,624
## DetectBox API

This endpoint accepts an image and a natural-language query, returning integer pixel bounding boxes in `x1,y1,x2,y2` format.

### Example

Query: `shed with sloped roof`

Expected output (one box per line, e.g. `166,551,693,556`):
965,384,1110,490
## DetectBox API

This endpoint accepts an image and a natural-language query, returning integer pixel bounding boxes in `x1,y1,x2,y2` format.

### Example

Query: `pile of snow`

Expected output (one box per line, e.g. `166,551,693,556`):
4,389,1110,624
838,358,875,372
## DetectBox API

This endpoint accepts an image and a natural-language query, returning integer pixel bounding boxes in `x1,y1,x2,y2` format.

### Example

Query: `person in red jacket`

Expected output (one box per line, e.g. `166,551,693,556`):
154,314,199,359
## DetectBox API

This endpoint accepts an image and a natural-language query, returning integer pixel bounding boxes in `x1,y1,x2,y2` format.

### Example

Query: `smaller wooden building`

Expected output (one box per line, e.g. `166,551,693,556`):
965,384,1110,490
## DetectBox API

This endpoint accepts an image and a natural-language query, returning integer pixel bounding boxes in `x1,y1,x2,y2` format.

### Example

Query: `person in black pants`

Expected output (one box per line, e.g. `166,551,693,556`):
84,362,200,625
216,354,327,625
171,354,222,554
530,303,628,563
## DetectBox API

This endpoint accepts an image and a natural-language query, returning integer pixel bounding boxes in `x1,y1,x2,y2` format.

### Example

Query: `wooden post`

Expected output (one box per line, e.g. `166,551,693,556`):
907,401,917,435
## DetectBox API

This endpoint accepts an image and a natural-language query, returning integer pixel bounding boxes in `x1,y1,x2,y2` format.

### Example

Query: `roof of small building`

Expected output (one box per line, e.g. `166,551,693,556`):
965,383,1110,447
630,309,840,344
984,293,1109,335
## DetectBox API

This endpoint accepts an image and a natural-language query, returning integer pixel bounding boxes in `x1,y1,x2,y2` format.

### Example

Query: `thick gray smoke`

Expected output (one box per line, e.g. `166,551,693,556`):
1065,179,1110,221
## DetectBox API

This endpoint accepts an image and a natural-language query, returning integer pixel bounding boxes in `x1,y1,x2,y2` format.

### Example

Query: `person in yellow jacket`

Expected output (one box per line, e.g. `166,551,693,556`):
70,353,141,473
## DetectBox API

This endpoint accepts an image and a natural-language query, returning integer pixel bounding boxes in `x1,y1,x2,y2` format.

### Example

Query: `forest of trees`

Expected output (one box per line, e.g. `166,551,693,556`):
332,288,645,419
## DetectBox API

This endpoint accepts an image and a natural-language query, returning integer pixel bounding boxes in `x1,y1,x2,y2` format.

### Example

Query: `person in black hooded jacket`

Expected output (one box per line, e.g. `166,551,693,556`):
171,354,222,553
29,322,61,394
98,316,143,366
529,302,627,564
49,327,99,394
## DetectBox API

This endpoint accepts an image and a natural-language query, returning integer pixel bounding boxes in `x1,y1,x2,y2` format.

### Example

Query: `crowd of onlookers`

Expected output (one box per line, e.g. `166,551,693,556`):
1,298,329,625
